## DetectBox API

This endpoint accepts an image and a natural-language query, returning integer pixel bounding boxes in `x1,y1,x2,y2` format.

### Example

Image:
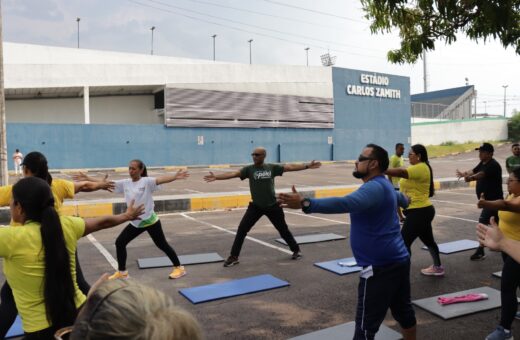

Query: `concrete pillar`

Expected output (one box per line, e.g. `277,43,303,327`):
83,86,90,124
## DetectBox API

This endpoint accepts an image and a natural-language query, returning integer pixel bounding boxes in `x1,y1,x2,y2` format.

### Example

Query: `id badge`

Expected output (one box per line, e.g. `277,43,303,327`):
360,265,373,279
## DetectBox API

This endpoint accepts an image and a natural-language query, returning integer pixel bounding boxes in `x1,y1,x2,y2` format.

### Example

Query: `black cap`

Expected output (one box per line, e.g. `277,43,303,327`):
475,142,494,153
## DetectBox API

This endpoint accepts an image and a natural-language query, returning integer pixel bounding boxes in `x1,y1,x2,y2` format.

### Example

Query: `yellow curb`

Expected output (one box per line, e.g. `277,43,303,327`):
320,161,335,165
434,181,441,190
191,195,251,211
209,164,231,168
315,187,356,198
77,203,113,218
60,169,86,174
60,205,78,216
164,166,188,171
114,167,127,172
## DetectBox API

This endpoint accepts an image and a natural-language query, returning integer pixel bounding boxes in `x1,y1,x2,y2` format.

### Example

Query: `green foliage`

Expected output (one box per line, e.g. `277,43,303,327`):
361,0,520,64
440,141,455,146
508,111,520,141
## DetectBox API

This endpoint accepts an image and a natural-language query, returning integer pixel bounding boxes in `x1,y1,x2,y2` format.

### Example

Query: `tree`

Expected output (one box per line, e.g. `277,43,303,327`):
361,0,520,63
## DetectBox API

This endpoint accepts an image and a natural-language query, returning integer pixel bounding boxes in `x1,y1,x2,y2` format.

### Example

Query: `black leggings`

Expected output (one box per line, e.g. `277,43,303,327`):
500,252,520,329
0,253,89,339
230,203,300,257
401,205,441,267
115,220,181,271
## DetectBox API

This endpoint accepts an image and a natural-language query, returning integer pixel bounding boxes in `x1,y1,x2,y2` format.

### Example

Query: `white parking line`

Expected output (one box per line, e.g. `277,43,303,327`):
87,234,118,270
179,213,292,255
184,189,203,194
285,210,349,225
436,214,478,223
431,199,476,207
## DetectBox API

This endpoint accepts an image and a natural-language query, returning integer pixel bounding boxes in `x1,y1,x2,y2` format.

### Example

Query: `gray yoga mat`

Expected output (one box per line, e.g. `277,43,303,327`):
138,252,224,269
412,286,503,320
421,239,479,254
276,233,345,245
289,322,402,340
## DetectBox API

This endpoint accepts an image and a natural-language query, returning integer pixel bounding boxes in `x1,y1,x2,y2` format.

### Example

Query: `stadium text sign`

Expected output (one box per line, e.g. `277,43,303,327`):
345,73,401,99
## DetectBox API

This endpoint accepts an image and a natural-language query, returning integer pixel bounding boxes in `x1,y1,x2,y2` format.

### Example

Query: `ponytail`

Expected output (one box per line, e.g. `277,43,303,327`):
12,177,76,328
411,144,434,197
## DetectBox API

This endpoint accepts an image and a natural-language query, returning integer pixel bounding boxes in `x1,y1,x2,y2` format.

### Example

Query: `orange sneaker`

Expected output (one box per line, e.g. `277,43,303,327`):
169,266,186,279
108,271,129,280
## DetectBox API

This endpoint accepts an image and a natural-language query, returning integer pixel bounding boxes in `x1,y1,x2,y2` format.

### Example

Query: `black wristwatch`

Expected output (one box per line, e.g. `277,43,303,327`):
301,198,311,212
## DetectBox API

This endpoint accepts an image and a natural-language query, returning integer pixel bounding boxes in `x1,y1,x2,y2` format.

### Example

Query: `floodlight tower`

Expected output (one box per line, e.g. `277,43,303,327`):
320,52,336,67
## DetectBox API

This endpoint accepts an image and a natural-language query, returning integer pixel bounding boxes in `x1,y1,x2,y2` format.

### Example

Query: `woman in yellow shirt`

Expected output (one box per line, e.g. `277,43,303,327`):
0,176,143,339
386,144,443,276
477,168,520,339
0,151,114,339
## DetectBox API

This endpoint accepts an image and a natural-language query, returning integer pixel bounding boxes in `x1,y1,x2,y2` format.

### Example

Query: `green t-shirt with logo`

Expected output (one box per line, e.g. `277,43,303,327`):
240,163,284,208
505,156,520,174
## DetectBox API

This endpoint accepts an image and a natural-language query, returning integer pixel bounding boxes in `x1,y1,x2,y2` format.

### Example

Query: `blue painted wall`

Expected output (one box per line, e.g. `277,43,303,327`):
332,67,411,160
6,67,410,169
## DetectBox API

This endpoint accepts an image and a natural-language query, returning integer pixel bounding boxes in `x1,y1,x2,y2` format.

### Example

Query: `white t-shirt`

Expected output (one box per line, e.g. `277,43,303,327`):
13,152,23,165
114,177,158,227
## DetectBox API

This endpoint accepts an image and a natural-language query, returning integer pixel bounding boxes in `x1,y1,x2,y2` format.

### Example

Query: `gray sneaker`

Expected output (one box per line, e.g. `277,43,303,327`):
223,256,239,267
485,326,513,340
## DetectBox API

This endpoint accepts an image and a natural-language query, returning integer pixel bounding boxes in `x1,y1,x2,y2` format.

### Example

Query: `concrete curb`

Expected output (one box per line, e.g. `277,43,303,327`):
0,177,482,224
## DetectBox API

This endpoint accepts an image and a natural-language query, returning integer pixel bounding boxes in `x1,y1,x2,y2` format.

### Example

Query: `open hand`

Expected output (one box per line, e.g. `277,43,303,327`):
278,185,304,209
204,171,216,182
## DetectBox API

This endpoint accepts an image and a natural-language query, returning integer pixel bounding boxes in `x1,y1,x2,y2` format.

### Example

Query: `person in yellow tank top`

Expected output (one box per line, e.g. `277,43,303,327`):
385,144,443,277
0,151,114,339
0,177,143,338
477,168,520,339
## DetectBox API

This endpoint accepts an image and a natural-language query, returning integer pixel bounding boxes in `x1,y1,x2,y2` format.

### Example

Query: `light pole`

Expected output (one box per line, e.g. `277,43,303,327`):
503,85,509,117
150,26,155,55
305,47,309,66
248,39,253,64
76,17,80,48
211,34,216,61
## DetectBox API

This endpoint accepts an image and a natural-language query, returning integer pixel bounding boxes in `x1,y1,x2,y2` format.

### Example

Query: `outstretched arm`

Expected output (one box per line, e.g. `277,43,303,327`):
283,160,321,172
156,169,189,185
83,200,144,236
74,180,115,193
72,172,108,183
477,217,520,263
385,168,409,179
204,170,241,182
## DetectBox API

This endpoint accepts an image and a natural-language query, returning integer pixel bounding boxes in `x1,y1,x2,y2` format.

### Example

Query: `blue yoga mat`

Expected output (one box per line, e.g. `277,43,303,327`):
314,257,362,275
421,239,479,254
179,274,290,304
6,315,23,339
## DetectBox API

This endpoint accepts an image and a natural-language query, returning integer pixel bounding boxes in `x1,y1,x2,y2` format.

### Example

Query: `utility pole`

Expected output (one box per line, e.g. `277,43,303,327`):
150,26,155,55
211,34,216,61
0,1,8,185
422,51,428,92
248,39,253,64
503,85,509,117
305,47,310,66
76,17,80,48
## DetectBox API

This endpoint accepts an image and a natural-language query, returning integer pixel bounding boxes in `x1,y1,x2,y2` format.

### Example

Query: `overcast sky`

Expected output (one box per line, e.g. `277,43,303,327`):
3,0,519,116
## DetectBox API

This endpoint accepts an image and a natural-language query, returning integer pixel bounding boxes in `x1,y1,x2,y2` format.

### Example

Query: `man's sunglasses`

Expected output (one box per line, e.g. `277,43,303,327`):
251,153,265,157
357,155,374,162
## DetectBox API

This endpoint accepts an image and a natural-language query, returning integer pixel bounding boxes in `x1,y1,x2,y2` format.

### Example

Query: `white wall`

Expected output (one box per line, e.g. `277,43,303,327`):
411,118,508,145
6,97,84,123
90,95,159,124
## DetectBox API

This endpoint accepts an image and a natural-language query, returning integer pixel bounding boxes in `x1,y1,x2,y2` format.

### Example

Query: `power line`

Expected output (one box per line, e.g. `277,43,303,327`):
183,0,354,30
143,0,384,53
126,0,388,60
261,0,366,23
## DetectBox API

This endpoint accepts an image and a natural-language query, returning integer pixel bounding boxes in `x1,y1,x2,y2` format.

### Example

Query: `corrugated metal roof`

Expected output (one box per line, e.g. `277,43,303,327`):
411,85,474,102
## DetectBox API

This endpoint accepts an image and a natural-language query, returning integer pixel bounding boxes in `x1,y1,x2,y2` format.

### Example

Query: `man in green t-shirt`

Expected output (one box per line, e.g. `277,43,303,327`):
204,147,321,267
388,143,405,189
505,143,520,174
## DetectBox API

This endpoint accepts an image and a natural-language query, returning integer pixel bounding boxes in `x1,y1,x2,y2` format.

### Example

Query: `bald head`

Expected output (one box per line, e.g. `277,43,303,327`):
251,147,266,165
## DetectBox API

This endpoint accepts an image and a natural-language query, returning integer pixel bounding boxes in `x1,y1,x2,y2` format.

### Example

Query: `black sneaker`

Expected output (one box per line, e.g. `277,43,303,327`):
470,248,486,261
291,251,302,260
223,256,239,267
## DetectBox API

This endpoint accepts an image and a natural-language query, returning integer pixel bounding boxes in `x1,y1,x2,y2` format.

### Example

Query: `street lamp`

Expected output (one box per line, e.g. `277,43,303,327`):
305,47,310,66
76,17,80,48
150,26,155,55
503,85,509,117
248,39,253,64
211,34,217,61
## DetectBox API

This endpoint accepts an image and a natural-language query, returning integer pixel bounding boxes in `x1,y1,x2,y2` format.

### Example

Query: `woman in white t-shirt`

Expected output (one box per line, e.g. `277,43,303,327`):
109,159,189,280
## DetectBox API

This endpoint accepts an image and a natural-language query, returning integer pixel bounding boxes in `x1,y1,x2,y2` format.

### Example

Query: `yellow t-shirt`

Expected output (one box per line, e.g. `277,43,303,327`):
0,216,86,332
498,194,520,241
399,162,432,209
0,179,75,212
389,155,404,188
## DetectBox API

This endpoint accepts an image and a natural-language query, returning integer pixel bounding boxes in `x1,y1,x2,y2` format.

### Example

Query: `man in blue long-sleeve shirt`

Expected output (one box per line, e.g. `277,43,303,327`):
279,143,416,340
